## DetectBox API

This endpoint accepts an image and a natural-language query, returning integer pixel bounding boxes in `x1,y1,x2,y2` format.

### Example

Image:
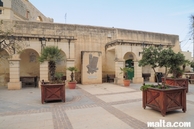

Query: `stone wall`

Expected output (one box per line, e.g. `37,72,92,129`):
0,0,53,22
0,19,180,82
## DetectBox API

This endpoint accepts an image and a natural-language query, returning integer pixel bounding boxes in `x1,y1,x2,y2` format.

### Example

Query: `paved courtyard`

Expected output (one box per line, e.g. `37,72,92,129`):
0,82,194,129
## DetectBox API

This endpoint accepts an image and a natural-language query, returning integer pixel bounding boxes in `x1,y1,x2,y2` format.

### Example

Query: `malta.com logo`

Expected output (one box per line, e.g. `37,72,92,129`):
147,119,191,128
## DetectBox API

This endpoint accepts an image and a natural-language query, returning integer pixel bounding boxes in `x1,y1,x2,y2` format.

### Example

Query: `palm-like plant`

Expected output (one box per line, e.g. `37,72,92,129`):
67,67,78,82
39,46,64,82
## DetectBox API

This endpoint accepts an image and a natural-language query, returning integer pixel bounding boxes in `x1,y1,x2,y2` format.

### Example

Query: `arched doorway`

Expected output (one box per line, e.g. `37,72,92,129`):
20,49,39,77
124,52,134,80
20,49,39,87
125,59,134,80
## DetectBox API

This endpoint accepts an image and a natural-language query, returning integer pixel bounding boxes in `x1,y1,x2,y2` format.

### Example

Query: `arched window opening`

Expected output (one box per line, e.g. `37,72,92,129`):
36,16,43,22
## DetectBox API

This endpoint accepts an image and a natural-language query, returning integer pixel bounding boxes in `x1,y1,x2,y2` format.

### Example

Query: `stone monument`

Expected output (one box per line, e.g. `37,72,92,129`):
81,51,102,84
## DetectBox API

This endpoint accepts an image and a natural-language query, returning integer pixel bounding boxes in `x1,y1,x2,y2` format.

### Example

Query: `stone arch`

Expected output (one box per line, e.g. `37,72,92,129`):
122,51,143,83
123,52,138,62
20,48,40,77
123,52,136,80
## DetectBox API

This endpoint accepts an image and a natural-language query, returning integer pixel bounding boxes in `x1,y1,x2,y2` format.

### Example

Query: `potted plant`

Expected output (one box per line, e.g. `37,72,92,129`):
54,72,64,83
160,50,190,92
39,46,65,103
67,66,78,89
120,67,133,86
139,46,187,116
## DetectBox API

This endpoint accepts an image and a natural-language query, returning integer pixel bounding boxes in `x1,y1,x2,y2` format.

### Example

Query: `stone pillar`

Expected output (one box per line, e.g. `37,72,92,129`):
149,68,156,82
132,61,144,84
8,55,21,90
39,61,48,87
115,60,124,85
66,59,75,81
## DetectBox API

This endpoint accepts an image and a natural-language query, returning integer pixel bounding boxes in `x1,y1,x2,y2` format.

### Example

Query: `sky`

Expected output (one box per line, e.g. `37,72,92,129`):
30,0,194,53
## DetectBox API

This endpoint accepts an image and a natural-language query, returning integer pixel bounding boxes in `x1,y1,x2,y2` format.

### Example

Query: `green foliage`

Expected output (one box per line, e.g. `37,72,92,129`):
158,48,188,78
140,84,169,91
139,46,188,86
140,84,153,91
39,46,64,82
120,67,133,80
39,46,64,63
54,72,64,83
139,46,162,69
67,67,78,72
169,67,184,78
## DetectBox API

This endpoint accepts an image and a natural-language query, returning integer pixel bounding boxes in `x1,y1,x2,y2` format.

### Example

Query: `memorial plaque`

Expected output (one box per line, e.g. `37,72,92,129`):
81,51,102,84
87,54,98,74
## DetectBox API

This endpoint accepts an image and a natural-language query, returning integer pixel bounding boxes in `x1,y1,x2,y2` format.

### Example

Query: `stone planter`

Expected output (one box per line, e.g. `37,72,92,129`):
162,77,188,93
142,86,186,116
41,84,65,104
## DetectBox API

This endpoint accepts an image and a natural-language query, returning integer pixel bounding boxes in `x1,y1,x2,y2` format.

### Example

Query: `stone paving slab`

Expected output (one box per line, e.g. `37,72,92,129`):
66,107,133,129
0,83,194,129
96,91,142,103
114,102,194,129
79,83,136,95
0,112,53,129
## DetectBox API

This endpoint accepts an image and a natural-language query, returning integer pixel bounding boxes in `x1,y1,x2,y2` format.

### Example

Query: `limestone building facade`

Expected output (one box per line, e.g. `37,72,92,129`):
0,0,182,89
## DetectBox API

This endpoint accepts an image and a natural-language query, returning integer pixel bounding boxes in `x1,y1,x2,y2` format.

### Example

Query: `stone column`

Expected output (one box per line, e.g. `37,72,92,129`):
66,59,75,81
132,61,144,84
39,61,48,87
115,60,124,85
149,68,156,82
8,55,21,90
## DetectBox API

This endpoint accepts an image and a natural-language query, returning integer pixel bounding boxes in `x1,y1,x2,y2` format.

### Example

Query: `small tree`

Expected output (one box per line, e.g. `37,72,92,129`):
139,46,188,87
67,67,78,82
39,46,64,82
139,46,162,84
158,48,189,84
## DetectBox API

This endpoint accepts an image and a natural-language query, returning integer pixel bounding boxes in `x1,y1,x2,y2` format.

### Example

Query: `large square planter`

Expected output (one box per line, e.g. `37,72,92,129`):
162,77,188,93
41,84,65,104
142,86,186,116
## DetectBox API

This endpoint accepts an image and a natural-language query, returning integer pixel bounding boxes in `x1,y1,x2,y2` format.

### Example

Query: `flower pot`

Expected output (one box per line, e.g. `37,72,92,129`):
68,82,76,89
123,80,130,86
142,86,186,116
